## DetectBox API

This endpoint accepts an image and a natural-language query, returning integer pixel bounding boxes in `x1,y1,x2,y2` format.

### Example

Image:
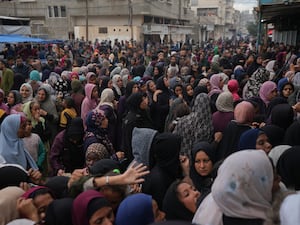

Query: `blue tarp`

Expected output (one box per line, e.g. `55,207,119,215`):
0,34,44,43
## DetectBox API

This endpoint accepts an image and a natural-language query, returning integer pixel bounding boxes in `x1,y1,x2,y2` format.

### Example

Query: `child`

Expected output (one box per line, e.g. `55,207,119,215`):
59,96,77,130
23,119,46,171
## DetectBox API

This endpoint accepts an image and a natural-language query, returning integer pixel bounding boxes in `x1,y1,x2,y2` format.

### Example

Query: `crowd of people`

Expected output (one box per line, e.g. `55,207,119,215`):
0,38,300,225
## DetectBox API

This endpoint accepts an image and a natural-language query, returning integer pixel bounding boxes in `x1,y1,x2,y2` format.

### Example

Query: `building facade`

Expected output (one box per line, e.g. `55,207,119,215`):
0,0,194,43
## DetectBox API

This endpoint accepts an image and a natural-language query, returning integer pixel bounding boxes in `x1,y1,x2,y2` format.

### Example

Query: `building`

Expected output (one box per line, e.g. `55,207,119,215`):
190,0,237,43
259,0,300,46
0,0,194,43
238,10,255,37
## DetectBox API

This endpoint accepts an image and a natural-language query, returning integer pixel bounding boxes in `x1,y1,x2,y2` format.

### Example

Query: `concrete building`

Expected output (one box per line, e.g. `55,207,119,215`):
190,0,237,43
0,0,194,43
238,10,255,37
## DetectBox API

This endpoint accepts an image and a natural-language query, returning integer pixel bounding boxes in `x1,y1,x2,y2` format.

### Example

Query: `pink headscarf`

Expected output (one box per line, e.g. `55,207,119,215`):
208,74,223,97
259,81,277,105
234,101,255,124
227,79,240,101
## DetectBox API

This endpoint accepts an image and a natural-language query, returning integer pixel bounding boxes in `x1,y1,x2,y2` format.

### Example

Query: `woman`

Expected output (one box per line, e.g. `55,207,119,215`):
116,193,165,225
45,198,73,225
163,180,201,221
190,141,217,194
194,150,273,225
111,74,124,101
238,128,272,154
6,90,23,115
0,114,38,170
259,81,278,108
212,91,234,133
208,73,224,113
270,103,294,131
20,83,33,104
173,93,213,158
72,190,114,225
81,83,99,129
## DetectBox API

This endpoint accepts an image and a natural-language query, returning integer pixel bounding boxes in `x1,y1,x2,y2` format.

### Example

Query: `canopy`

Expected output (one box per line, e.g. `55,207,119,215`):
0,34,44,43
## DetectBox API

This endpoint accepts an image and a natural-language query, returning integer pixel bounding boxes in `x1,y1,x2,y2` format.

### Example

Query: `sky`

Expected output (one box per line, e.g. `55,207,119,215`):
233,0,257,12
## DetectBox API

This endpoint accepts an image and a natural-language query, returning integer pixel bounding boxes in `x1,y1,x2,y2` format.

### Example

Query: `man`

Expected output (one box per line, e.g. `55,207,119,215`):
13,55,30,81
0,59,14,95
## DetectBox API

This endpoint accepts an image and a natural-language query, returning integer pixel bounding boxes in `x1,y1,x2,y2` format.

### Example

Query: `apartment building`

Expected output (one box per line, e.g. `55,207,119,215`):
0,0,194,43
190,0,237,42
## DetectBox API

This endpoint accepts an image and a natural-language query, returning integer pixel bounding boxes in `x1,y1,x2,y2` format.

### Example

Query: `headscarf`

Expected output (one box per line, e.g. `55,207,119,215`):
0,114,38,170
238,128,262,150
112,74,122,96
271,103,294,130
190,141,216,192
268,145,291,167
115,193,154,225
22,101,46,128
45,198,73,225
276,146,300,190
259,81,277,105
163,181,195,221
234,101,255,124
280,193,300,225
29,70,40,81
261,125,285,147
72,190,109,225
44,176,70,199
227,79,240,101
215,91,234,112
150,221,194,225
86,143,110,161
81,83,97,126
173,93,213,157
36,84,58,121
0,187,25,225
0,164,29,189
88,159,120,176
212,150,273,221
19,83,33,103
208,74,223,98
6,219,35,225
99,88,115,108
21,186,54,199
86,72,96,83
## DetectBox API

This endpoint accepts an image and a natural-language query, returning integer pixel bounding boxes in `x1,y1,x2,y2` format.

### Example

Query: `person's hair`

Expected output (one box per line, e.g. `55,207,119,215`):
174,103,190,118
29,100,40,112
63,96,75,108
29,188,55,199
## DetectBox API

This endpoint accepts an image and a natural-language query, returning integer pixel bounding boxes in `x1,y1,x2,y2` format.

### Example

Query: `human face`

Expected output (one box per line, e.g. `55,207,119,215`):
282,84,293,98
174,86,183,97
117,78,123,88
107,80,113,89
256,133,272,154
177,182,200,213
37,89,47,102
20,86,31,99
139,97,149,110
7,92,15,105
89,206,114,225
100,117,109,129
154,67,159,76
24,121,32,137
186,85,193,97
194,151,213,176
132,84,139,94
17,120,27,138
152,199,165,222
85,152,100,168
30,103,41,120
267,88,278,101
148,81,156,93
92,87,99,99
89,76,97,84
33,193,54,221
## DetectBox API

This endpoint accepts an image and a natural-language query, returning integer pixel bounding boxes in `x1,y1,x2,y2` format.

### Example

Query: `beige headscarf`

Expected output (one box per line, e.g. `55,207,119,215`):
0,186,25,225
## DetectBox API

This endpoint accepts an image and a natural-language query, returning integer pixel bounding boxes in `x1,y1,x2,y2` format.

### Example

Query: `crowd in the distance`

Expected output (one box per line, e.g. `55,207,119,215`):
1,38,300,225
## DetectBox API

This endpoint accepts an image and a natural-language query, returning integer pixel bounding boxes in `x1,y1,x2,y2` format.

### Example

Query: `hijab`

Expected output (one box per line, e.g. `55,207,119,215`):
212,150,273,221
0,187,25,225
163,181,195,221
99,88,115,108
72,190,109,225
20,83,33,103
115,193,154,225
234,101,255,125
270,103,294,131
45,198,74,225
227,79,240,101
215,91,234,112
238,128,262,150
0,164,29,189
259,81,277,106
208,74,223,98
0,114,38,170
280,193,300,225
268,145,291,167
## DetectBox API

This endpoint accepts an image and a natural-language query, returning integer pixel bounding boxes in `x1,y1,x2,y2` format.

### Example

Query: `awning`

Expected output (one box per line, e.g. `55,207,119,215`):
0,34,44,43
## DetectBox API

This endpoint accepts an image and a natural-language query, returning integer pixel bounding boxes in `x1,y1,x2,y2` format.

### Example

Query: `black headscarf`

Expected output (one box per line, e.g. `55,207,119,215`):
162,180,195,221
261,125,285,147
190,142,216,192
45,198,74,225
0,165,29,189
126,92,146,113
89,159,120,176
277,146,300,190
271,103,294,130
45,176,70,199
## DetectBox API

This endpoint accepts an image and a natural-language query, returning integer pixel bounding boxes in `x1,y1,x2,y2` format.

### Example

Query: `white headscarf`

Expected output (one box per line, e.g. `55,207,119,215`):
212,150,273,221
280,193,300,225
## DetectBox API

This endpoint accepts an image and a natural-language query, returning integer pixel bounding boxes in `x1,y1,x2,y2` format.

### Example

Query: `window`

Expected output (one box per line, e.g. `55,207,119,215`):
48,5,67,18
191,0,198,6
99,27,108,33
61,6,66,17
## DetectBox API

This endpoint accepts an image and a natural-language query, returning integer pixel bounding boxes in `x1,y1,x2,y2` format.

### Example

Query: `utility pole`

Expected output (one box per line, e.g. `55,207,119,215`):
128,0,133,45
256,0,262,53
85,0,89,41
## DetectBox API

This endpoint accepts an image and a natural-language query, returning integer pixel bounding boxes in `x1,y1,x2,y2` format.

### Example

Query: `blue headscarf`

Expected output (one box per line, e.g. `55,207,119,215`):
238,128,262,151
0,114,38,170
116,193,154,225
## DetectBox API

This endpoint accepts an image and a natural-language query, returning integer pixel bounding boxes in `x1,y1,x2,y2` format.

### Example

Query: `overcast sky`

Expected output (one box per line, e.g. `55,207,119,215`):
234,0,257,11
